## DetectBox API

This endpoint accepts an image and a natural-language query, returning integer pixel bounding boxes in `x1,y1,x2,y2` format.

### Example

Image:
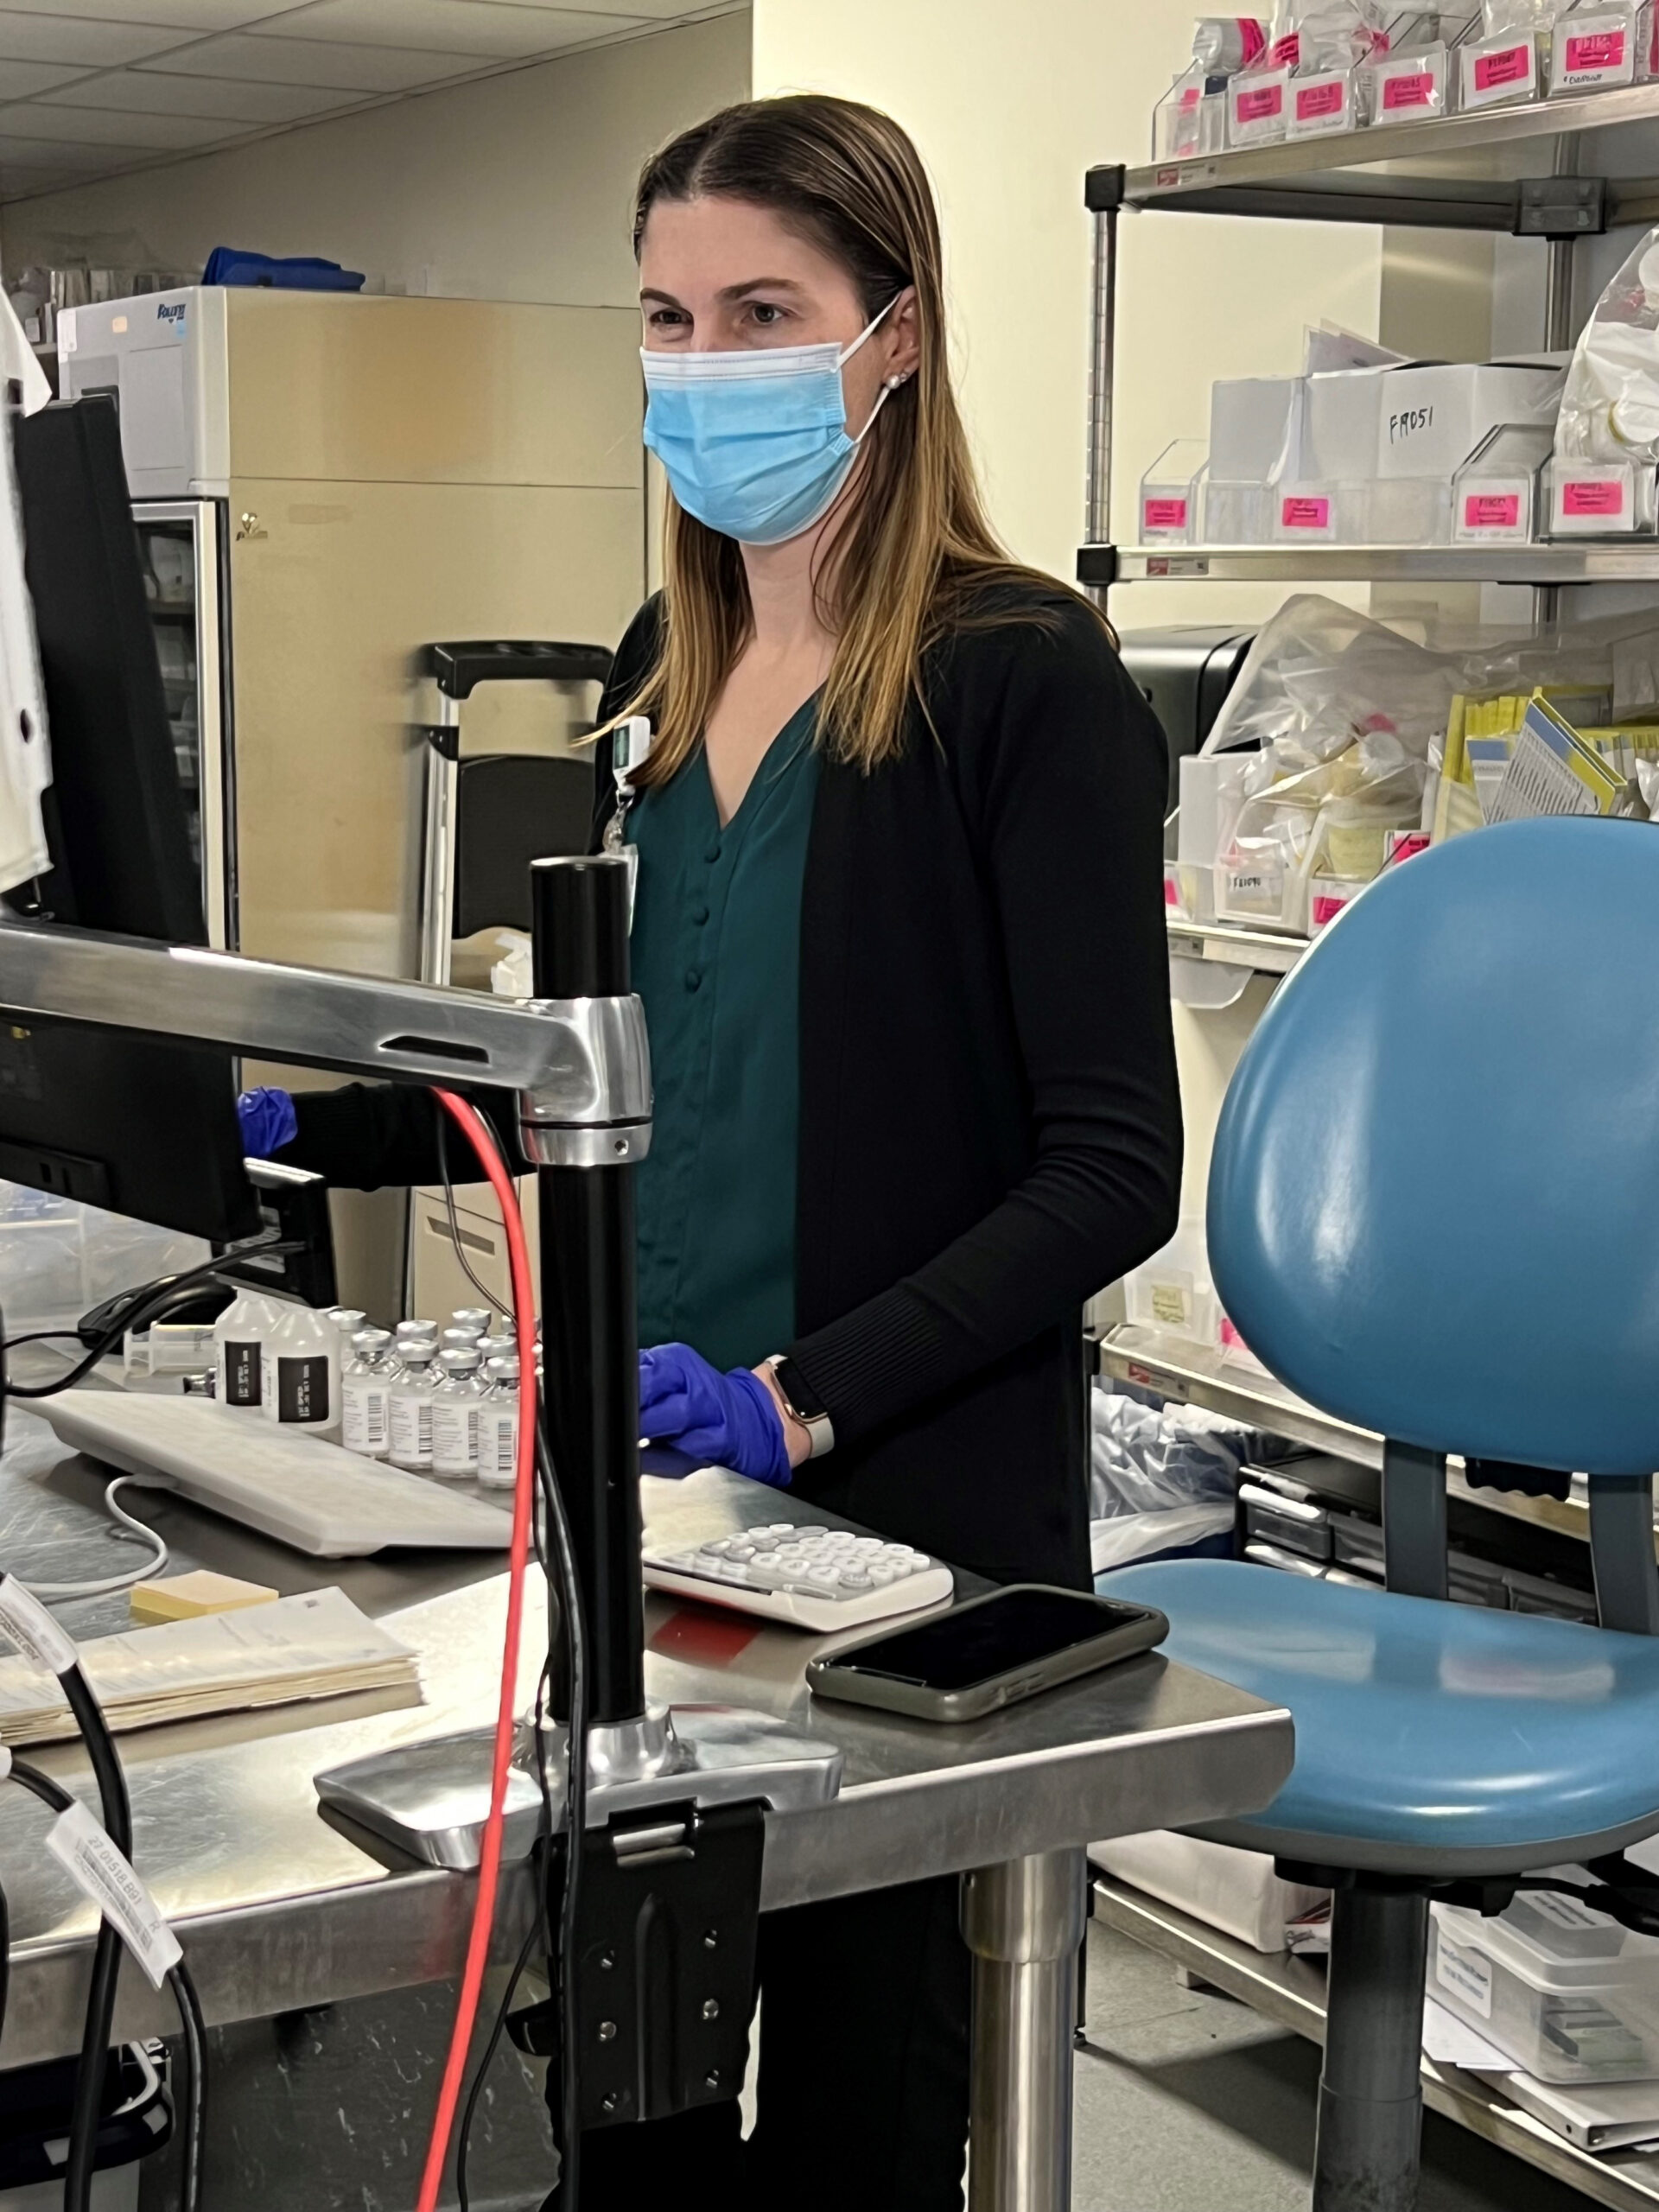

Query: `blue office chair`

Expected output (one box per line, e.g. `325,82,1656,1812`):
1103,817,1659,2212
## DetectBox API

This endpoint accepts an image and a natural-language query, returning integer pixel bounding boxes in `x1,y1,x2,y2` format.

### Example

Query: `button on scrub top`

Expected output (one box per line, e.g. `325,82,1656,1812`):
627,697,819,1374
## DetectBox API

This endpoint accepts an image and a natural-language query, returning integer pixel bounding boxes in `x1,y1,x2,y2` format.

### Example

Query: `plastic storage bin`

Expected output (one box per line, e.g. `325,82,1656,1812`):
1460,27,1544,107
1432,1893,1659,2082
1368,42,1455,120
1452,422,1554,543
1228,66,1292,143
1548,456,1658,537
1549,3,1655,92
1139,440,1206,544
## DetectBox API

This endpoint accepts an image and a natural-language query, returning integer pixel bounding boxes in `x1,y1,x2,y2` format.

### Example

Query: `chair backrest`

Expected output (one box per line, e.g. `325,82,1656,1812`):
1209,817,1659,1476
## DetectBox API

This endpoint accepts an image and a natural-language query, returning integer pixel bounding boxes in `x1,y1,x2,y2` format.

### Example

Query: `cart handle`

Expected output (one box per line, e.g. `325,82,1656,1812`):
417,639,614,701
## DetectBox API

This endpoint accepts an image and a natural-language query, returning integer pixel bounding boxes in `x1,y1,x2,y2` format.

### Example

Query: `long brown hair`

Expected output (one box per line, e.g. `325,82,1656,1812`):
619,94,1090,785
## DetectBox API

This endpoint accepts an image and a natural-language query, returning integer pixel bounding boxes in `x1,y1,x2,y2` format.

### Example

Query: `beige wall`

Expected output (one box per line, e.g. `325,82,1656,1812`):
751,0,1389,626
0,11,750,312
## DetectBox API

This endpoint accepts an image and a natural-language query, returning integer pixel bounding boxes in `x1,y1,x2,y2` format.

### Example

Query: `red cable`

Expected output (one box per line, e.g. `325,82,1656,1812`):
416,1090,541,2212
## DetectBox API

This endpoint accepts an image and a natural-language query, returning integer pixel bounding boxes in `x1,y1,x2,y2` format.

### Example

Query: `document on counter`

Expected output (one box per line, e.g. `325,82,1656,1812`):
0,1586,418,1743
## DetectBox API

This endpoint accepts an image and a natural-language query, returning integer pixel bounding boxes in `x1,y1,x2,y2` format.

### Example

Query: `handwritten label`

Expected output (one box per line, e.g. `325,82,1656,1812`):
1281,494,1332,530
1382,68,1435,108
1565,28,1625,67
1235,82,1284,122
1563,478,1626,518
1474,41,1531,87
1295,79,1344,119
1464,492,1521,530
48,1800,182,1991
1142,496,1188,531
0,1577,76,1675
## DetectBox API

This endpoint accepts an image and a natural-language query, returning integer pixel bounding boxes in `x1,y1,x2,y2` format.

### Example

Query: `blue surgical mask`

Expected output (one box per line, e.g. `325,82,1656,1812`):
641,298,900,546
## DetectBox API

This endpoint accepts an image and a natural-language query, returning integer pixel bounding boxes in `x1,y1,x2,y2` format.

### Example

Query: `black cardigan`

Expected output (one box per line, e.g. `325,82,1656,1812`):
283,582,1181,1587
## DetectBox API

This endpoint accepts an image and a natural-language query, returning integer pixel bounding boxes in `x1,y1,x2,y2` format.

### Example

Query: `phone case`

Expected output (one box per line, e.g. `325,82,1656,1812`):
805,1585,1169,1724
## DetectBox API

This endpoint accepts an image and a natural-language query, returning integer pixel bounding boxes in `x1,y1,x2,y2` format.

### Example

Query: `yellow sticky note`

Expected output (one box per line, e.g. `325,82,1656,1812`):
130,1571,279,1625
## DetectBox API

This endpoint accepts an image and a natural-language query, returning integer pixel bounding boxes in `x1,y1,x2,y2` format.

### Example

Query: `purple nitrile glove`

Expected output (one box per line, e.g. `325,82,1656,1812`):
638,1342,791,1488
237,1085,297,1160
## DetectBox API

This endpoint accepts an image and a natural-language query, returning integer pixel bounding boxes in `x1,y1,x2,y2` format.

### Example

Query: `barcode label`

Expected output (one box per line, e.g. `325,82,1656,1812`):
342,1381,389,1455
389,1394,432,1467
479,1408,518,1489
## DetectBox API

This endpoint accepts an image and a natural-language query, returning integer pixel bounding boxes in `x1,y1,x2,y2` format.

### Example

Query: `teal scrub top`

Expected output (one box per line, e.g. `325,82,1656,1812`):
627,698,820,1374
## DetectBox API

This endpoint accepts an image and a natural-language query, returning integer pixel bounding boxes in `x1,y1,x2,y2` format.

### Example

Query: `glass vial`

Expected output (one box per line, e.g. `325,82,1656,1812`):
430,1347,485,1478
478,1355,520,1491
341,1327,396,1459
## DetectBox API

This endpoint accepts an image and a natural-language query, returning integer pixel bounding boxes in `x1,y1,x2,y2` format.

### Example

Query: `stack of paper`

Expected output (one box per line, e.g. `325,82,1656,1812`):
0,1587,418,1743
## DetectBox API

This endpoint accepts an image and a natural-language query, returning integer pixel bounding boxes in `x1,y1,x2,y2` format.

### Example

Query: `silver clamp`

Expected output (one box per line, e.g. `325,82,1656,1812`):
516,993,652,1168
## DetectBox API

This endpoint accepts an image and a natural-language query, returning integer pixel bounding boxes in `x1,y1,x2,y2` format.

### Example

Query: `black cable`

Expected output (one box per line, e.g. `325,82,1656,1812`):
454,1912,545,2212
9,1758,204,2212
58,1666,132,2212
5,1237,302,1399
537,1416,587,2212
435,1113,510,1315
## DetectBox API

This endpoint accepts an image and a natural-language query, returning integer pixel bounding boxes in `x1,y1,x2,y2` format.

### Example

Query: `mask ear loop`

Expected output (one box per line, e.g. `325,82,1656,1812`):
842,291,912,442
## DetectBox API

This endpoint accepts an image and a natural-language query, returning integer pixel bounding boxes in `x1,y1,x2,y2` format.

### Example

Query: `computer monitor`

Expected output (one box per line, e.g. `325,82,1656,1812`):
0,397,259,1243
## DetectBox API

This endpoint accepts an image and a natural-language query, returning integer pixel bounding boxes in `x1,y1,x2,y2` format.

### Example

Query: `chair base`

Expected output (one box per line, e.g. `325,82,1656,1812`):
1313,1881,1430,2212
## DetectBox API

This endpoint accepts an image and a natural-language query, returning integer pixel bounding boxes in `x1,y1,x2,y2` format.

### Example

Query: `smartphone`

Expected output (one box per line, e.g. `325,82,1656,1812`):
805,1583,1169,1724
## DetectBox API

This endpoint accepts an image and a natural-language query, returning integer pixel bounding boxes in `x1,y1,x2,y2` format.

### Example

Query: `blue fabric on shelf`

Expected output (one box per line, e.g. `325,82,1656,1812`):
1103,1557,1659,1853
202,248,364,291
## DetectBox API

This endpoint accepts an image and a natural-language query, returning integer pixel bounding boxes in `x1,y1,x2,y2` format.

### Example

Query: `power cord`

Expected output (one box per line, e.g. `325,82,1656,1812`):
436,1110,511,1315
16,1478,168,1604
7,1757,203,2212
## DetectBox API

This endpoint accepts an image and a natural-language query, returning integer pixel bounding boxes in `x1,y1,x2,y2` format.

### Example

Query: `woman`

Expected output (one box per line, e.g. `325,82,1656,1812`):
253,93,1180,2210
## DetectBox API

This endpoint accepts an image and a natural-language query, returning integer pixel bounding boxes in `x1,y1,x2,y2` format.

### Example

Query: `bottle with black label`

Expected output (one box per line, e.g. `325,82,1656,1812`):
260,1304,340,1433
213,1292,277,1413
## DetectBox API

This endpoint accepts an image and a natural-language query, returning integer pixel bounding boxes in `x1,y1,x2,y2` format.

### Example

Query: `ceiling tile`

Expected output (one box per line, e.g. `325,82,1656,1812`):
262,1,637,59
0,126,145,166
40,67,360,122
468,0,717,15
0,2,316,27
0,100,238,149
143,31,462,91
0,13,193,66
0,58,88,99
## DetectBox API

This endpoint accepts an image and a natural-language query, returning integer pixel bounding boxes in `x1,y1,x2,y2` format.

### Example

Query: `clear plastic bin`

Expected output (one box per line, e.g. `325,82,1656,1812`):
1370,478,1452,544
1460,26,1543,105
1228,67,1292,144
0,1179,209,1335
1123,1220,1218,1346
1547,456,1658,536
1367,42,1454,121
1271,480,1369,543
1452,422,1554,542
1287,68,1358,135
1200,479,1271,544
1549,3,1655,92
1138,440,1206,544
1153,79,1229,160
1432,1894,1659,2082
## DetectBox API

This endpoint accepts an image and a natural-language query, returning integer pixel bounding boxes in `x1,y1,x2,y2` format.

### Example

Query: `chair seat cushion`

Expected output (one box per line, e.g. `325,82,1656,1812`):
1103,1559,1659,1856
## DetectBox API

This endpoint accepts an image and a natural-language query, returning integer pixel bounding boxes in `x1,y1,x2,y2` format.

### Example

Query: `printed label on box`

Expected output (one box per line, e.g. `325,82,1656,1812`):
1311,893,1351,929
1472,40,1534,90
1386,832,1431,867
1435,1936,1494,2019
1295,79,1345,119
1565,27,1626,68
1464,492,1522,531
1381,67,1436,109
1235,81,1284,122
1562,478,1628,518
1149,1281,1193,1329
1142,496,1189,531
1163,873,1182,908
1281,494,1332,530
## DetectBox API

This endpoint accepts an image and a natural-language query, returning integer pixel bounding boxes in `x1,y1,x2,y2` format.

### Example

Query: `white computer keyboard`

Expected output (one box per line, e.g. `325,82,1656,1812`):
39,1389,512,1559
642,1522,955,1631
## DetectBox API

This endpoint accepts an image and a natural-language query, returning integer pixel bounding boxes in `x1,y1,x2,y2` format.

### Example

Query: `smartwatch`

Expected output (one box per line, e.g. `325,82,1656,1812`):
765,1354,835,1459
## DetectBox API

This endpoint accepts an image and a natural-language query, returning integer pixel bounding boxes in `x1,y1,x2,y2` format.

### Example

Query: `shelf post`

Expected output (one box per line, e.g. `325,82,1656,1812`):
1085,204,1118,599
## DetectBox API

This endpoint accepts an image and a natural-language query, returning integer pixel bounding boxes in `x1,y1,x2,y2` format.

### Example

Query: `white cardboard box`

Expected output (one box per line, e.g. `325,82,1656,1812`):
1209,376,1300,481
1090,1829,1329,1954
1301,365,1396,480
1376,362,1563,479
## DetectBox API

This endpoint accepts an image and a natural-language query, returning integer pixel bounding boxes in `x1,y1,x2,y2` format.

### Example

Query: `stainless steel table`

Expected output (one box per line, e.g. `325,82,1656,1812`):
0,1404,1293,2208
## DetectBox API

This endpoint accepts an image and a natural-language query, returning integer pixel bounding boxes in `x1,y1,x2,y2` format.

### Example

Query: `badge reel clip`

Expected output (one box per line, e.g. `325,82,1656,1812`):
601,715,654,924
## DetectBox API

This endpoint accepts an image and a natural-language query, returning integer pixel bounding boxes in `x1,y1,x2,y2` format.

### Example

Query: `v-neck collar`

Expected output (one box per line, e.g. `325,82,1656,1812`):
697,692,820,836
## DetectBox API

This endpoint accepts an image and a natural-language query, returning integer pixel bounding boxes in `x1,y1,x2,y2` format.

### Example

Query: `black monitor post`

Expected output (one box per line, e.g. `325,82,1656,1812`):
3,397,258,1249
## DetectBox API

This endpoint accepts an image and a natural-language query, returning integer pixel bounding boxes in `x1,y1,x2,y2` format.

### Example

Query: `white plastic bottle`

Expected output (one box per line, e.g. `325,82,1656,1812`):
389,1346,439,1471
430,1347,485,1478
478,1355,520,1491
213,1291,277,1413
341,1328,396,1459
260,1304,340,1432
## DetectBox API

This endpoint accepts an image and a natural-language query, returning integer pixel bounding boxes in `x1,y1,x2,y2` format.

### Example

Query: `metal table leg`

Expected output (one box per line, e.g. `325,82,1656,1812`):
961,1847,1087,2212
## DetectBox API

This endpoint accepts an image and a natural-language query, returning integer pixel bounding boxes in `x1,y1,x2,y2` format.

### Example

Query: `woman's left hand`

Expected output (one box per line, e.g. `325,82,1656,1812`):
638,1343,806,1486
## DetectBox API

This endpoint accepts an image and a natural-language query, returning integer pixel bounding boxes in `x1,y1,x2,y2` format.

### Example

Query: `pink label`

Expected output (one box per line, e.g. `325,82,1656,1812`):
1164,874,1181,908
1563,478,1626,517
1296,79,1345,119
1382,68,1434,107
1281,494,1331,530
1236,82,1284,121
1386,833,1430,867
1473,41,1531,89
1219,1317,1253,1356
1312,893,1350,928
1142,496,1189,530
1268,30,1300,65
1564,27,1624,67
1463,492,1521,529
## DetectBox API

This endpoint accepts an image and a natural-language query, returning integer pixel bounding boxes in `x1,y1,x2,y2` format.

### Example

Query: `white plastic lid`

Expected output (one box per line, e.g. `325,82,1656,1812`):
1439,1891,1659,1992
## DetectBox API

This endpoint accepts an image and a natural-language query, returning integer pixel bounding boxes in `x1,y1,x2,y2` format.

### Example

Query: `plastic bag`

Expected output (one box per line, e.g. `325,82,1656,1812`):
1090,1388,1256,1519
1482,0,1564,29
489,929,532,999
1555,226,1659,466
1269,0,1389,68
